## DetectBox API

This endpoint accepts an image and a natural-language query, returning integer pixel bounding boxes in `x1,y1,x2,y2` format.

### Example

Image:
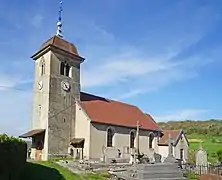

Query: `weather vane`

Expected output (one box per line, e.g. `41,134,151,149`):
56,1,63,38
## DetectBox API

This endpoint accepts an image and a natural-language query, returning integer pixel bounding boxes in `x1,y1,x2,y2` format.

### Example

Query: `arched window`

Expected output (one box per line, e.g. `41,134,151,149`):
60,61,70,77
149,133,154,149
107,128,114,147
130,131,135,148
40,58,45,76
65,64,70,77
60,62,65,75
70,149,74,156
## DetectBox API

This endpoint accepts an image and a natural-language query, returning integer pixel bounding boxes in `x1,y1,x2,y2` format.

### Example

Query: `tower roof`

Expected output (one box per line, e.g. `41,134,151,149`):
31,35,84,61
40,35,79,55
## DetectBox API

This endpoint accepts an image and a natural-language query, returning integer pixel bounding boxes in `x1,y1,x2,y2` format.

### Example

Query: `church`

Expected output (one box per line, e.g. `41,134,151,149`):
19,10,188,162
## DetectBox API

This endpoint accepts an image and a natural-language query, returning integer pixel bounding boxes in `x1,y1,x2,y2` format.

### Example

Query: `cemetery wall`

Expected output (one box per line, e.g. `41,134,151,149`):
0,134,27,180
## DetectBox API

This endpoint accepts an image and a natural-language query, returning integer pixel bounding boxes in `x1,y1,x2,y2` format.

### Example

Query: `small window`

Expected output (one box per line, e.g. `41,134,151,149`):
180,149,184,160
60,62,65,75
38,105,41,116
107,128,114,147
65,64,70,76
40,58,45,76
60,61,71,77
130,131,135,148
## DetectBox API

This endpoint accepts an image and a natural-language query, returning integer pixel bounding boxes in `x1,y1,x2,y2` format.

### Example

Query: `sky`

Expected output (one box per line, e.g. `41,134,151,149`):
0,0,221,136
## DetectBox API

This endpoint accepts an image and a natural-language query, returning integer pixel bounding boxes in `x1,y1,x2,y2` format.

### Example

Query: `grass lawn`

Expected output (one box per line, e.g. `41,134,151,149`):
187,134,222,162
21,161,109,180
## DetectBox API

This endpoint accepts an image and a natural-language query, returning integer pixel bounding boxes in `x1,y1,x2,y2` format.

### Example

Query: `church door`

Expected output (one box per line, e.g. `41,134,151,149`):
35,140,43,161
35,150,42,161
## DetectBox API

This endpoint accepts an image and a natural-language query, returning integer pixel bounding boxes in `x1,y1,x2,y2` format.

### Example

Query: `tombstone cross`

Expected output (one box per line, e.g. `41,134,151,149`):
136,121,140,153
167,134,174,157
135,121,141,164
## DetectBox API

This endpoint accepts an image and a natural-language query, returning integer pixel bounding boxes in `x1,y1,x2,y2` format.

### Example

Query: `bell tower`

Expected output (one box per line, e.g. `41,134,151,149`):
30,1,85,160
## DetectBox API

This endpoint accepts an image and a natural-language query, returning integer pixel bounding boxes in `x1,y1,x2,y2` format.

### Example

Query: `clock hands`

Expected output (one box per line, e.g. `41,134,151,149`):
64,82,68,89
62,81,70,92
38,81,43,90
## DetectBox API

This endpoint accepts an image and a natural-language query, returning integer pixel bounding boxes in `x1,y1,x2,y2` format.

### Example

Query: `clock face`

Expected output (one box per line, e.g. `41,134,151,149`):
38,81,43,90
61,81,71,92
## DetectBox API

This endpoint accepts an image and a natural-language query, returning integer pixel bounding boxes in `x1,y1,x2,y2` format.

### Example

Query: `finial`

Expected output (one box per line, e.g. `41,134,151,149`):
56,1,63,38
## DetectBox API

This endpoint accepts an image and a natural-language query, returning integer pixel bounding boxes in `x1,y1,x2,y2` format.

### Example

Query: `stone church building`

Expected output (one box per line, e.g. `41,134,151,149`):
20,35,188,162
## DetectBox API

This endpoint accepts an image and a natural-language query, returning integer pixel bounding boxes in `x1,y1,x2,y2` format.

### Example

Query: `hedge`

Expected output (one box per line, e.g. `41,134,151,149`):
0,134,27,180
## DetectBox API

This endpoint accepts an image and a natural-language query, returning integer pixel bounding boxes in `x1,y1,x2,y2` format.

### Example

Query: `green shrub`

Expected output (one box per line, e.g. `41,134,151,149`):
188,150,195,164
211,152,217,158
216,150,222,164
0,134,27,180
211,138,216,143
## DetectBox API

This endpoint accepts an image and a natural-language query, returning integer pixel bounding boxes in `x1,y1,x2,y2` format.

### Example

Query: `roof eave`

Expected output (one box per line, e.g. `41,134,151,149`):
173,129,185,146
31,45,85,62
91,121,161,132
158,143,176,147
19,129,45,138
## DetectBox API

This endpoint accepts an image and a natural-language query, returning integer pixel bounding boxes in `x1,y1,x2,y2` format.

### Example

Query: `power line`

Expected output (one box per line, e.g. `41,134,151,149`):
48,100,75,120
0,84,79,96
0,84,78,121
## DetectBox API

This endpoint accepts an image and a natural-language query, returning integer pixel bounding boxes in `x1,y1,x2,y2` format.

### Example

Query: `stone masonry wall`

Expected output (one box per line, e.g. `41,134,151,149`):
47,52,80,157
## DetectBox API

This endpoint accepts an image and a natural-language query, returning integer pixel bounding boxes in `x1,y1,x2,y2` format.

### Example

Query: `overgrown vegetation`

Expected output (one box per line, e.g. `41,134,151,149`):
0,134,27,180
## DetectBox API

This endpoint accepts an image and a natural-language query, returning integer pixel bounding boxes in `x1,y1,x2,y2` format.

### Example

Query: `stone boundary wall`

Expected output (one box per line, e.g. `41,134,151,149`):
199,174,222,180
0,134,27,180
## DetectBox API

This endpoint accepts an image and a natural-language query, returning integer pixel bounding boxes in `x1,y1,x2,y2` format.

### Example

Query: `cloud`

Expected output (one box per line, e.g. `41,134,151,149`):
154,109,209,122
0,72,33,136
0,73,33,136
0,89,32,137
0,0,221,137
31,14,44,28
77,4,219,100
0,73,32,91
81,43,214,99
81,57,180,88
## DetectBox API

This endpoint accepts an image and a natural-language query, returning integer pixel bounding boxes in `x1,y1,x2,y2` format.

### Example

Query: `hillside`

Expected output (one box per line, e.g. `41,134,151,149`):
158,119,222,136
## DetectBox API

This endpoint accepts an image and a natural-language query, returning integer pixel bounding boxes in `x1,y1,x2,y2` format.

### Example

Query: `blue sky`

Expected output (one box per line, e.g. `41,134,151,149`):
0,0,221,136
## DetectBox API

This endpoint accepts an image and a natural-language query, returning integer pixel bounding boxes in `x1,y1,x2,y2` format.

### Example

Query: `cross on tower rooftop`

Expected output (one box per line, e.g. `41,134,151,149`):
56,1,63,38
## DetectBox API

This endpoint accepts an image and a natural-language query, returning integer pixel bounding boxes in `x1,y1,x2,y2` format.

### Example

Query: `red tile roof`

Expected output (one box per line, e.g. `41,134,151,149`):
158,130,181,145
80,92,161,131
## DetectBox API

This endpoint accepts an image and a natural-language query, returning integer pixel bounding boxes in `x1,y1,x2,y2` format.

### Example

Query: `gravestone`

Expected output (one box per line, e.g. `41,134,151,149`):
110,134,187,179
195,142,208,174
149,148,155,163
154,152,162,163
100,145,107,162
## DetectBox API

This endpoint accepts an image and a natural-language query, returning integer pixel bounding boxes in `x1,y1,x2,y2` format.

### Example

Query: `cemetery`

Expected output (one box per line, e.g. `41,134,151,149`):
57,133,188,180
56,137,222,180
